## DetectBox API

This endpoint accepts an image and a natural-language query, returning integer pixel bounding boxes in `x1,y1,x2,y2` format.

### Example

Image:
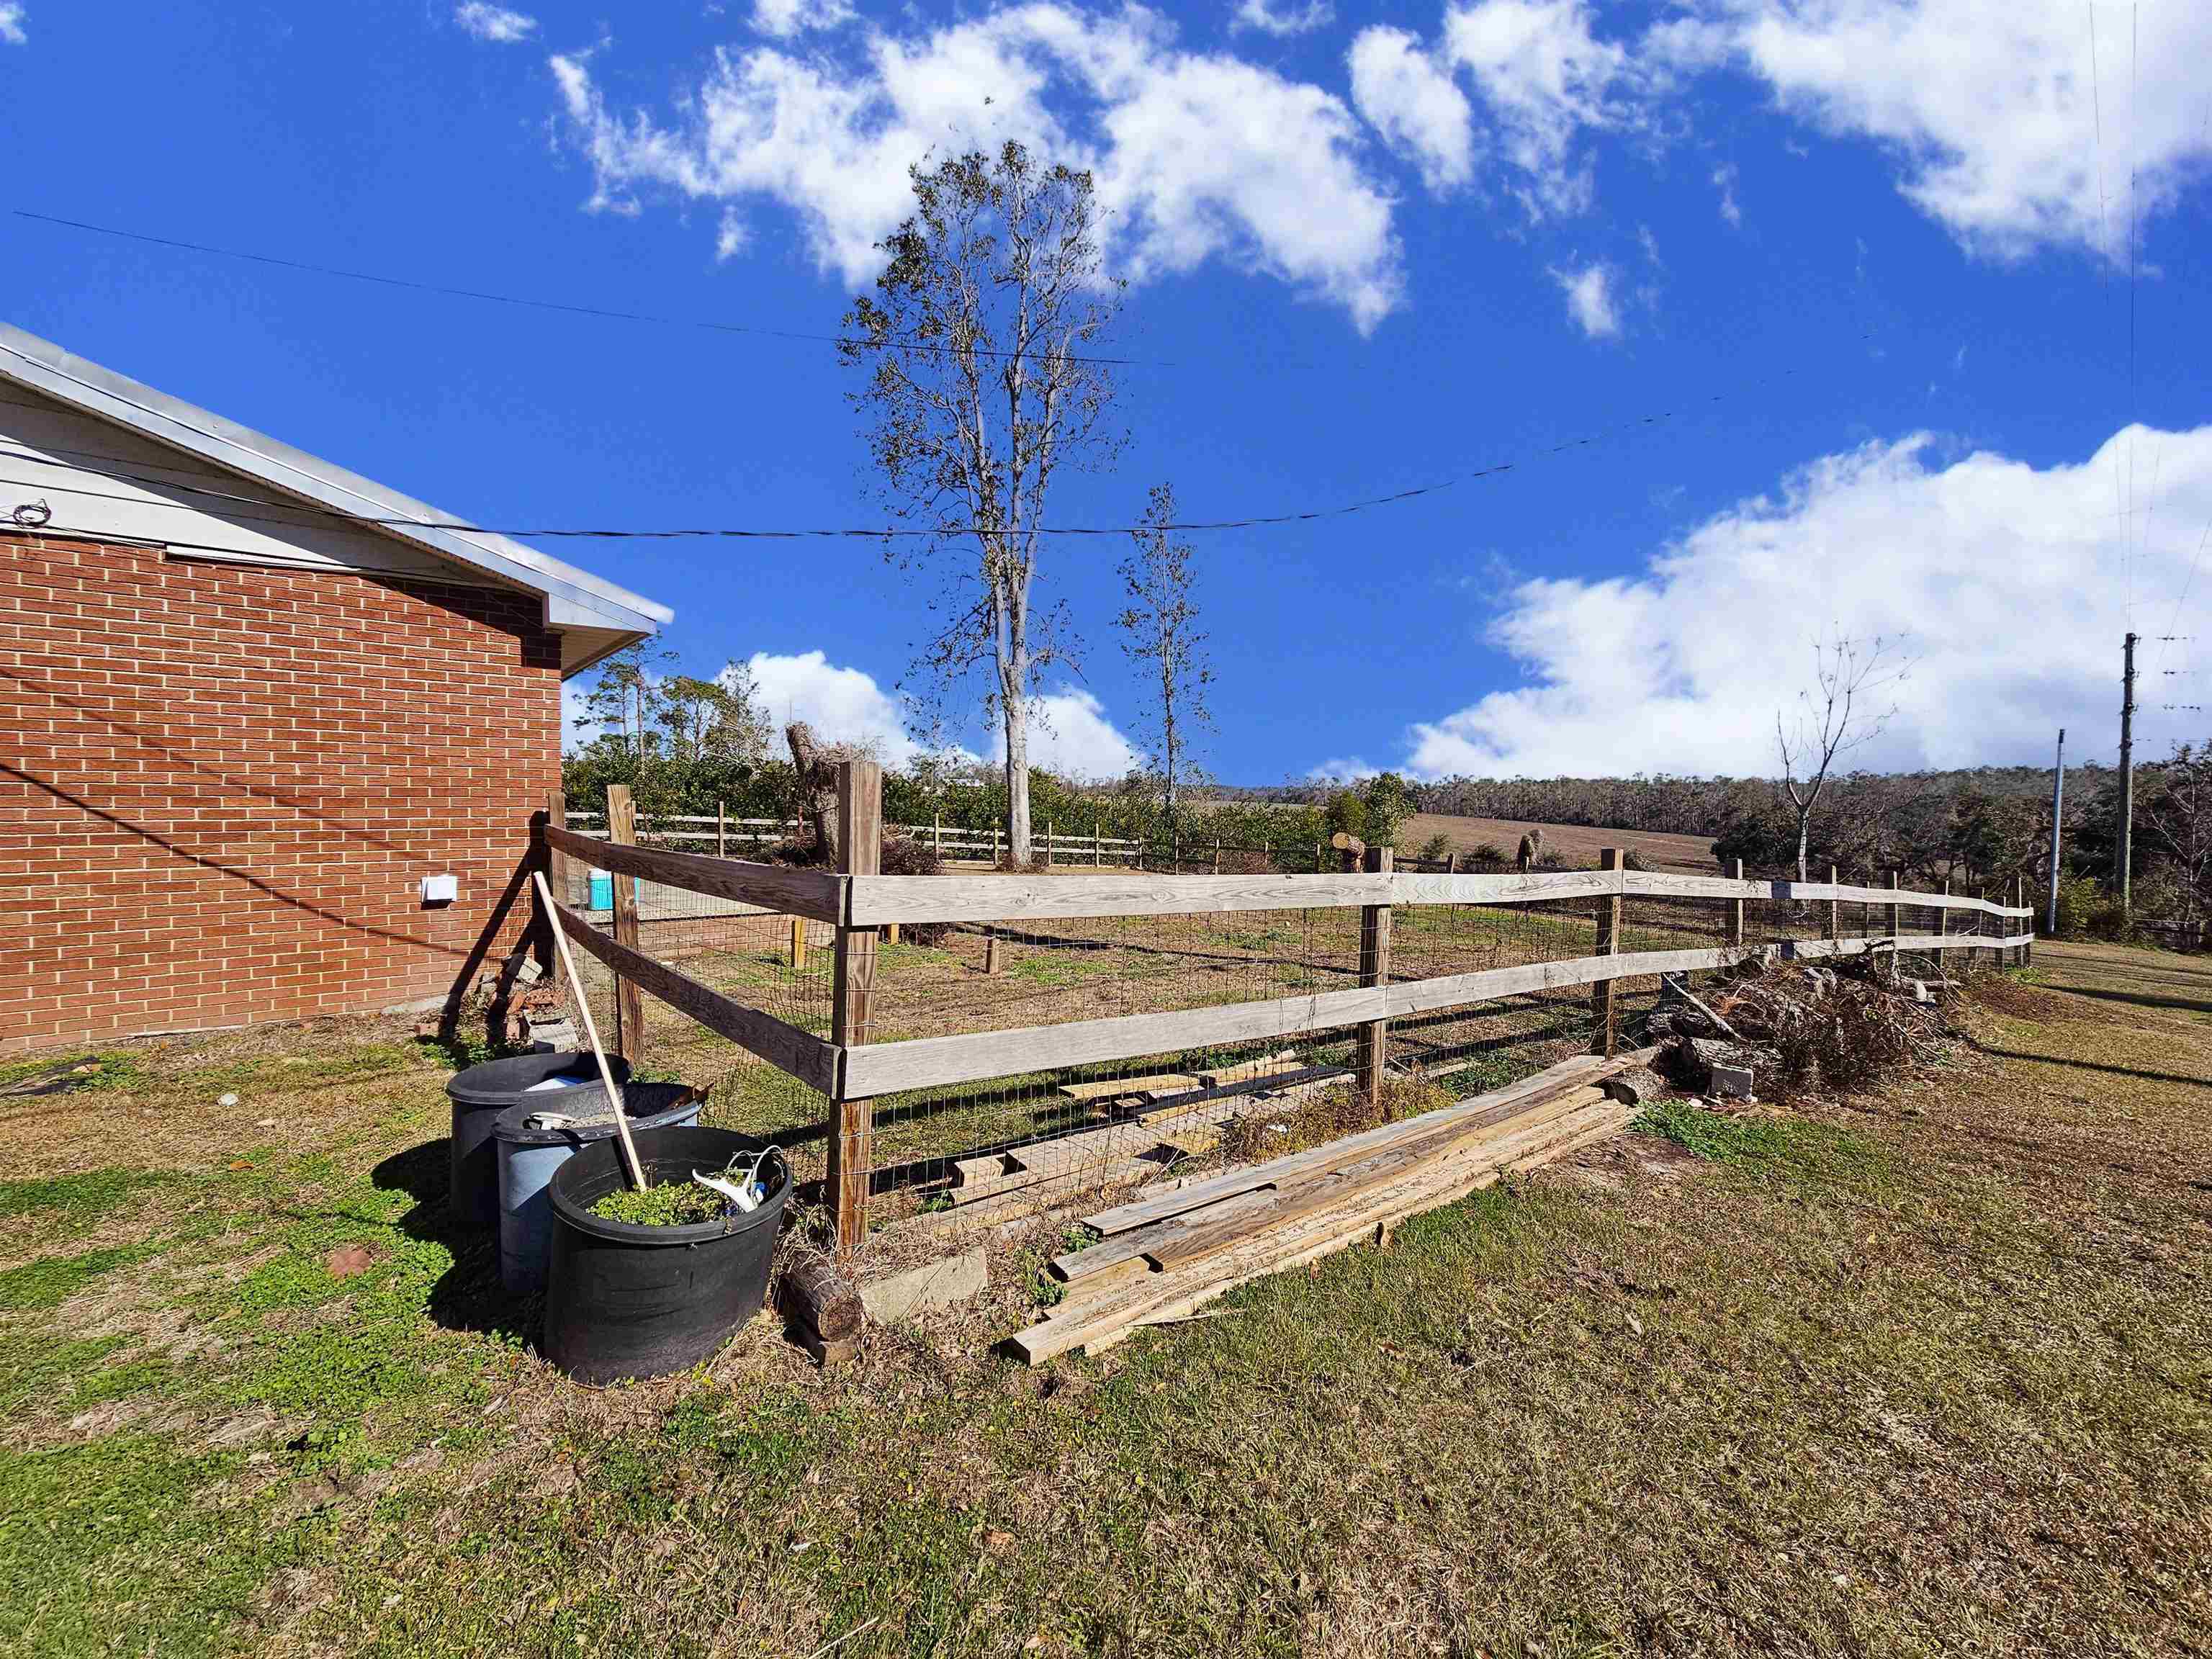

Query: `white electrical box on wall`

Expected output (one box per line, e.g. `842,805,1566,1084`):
420,873,458,905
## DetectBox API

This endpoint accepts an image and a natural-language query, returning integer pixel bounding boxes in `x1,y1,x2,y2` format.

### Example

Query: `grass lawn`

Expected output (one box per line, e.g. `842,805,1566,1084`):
1,940,2207,1655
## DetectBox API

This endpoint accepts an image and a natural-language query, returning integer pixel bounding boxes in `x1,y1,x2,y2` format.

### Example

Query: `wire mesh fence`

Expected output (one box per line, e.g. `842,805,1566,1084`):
543,825,2028,1275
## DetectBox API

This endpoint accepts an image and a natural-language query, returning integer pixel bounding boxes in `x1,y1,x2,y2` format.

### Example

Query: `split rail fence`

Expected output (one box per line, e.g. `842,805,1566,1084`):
536,764,2036,1259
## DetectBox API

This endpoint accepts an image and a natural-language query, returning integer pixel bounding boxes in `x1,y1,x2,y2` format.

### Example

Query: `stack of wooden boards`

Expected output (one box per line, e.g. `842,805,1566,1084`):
1009,1048,1655,1363
936,1051,1313,1215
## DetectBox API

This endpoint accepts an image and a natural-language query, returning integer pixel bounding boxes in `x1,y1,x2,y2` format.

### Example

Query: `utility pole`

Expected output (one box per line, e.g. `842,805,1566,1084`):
2117,632,2139,917
2046,727,2065,936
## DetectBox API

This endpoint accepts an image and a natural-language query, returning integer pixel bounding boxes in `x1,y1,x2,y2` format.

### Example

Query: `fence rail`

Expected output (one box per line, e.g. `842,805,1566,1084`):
536,768,2035,1258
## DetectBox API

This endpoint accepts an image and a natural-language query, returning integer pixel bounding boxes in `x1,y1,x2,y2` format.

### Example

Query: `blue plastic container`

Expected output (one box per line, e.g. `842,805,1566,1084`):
588,870,644,912
492,1083,704,1295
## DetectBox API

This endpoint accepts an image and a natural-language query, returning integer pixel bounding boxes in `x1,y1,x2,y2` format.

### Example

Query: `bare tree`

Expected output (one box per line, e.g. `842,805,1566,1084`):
1774,632,1907,883
1116,482,1211,837
2141,742,2212,922
842,143,1123,864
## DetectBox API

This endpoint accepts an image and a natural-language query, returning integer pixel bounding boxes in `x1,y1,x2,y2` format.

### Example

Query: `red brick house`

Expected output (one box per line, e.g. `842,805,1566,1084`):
0,325,669,1054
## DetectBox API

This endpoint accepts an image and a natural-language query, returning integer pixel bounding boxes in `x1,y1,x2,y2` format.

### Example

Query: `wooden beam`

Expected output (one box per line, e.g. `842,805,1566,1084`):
544,823,844,923
827,757,883,1259
551,902,838,1093
605,785,647,1066
1593,848,1621,1056
541,789,570,997
1729,857,1745,948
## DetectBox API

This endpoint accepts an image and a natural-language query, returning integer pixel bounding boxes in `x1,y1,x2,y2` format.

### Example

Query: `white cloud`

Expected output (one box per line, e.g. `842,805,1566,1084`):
1309,756,1379,783
734,651,1136,778
1233,0,1333,37
454,1,536,44
1551,259,1619,336
1347,0,1642,217
751,0,853,39
1349,26,1475,192
1397,423,2212,779
1028,687,1142,781
1443,0,1638,217
1660,0,2212,261
0,4,26,46
742,649,935,767
549,6,1406,331
1712,159,1740,226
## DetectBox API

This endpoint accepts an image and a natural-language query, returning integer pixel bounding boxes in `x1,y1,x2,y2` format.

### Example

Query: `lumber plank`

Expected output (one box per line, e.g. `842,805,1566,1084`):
1094,1109,1635,1354
1082,1049,1634,1236
838,935,1713,1096
545,823,845,923
1057,1071,1202,1103
1195,1052,1300,1087
1138,1085,1611,1273
1040,1101,1630,1344
552,902,838,1094
1051,1189,1282,1283
1015,1099,1631,1360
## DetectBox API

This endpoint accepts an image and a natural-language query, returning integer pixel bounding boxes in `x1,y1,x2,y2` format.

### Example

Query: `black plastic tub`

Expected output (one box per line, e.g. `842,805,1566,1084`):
543,1126,789,1384
491,1084,706,1298
446,1051,632,1230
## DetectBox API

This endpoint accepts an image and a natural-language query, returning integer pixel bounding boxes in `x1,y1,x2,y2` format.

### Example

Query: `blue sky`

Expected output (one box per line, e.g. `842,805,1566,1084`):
4,0,2209,784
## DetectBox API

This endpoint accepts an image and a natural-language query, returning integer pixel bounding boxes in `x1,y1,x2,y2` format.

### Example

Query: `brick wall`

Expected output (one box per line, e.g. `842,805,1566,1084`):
1,536,564,1054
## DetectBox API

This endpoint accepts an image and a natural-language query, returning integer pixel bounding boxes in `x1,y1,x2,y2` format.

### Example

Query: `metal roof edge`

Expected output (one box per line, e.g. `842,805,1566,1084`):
0,321,673,635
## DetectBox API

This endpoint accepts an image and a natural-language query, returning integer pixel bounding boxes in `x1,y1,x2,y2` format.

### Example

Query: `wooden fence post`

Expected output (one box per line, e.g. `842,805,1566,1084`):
716,800,727,858
1828,863,1840,949
1213,838,1223,874
790,916,808,973
1094,826,1102,867
1354,842,1393,1108
1889,871,1902,959
604,784,647,1066
1046,820,1055,866
827,758,883,1258
935,810,945,857
1593,848,1622,1056
539,789,568,995
993,823,1002,865
1940,872,1953,985
1730,857,1745,950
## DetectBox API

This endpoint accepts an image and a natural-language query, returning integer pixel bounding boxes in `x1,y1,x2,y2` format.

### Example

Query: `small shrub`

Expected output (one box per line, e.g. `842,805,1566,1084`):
1468,841,1507,864
1417,833,1453,863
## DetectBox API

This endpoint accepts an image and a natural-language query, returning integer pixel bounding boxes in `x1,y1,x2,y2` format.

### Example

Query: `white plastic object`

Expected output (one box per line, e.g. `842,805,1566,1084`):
420,873,458,904
691,1170,761,1213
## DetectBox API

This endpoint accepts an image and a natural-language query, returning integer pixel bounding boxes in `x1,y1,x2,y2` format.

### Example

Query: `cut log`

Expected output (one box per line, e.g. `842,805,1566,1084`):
1602,1066,1668,1107
778,1251,863,1344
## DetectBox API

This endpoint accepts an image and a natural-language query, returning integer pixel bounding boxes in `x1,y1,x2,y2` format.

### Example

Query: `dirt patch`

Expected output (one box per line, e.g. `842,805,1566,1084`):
1539,1132,1704,1192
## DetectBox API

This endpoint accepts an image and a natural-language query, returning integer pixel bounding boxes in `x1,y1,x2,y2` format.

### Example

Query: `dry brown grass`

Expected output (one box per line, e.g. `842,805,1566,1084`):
6,941,2209,1657
1399,811,1718,871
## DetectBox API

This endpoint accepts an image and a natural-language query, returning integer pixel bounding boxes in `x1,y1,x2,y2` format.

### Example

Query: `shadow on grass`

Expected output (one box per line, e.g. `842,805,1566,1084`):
1961,1035,2212,1090
2045,983,2212,1017
369,1138,540,1346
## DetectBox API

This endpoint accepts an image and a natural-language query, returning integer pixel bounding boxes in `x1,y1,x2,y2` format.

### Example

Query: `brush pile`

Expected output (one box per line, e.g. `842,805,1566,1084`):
1647,957,1954,1101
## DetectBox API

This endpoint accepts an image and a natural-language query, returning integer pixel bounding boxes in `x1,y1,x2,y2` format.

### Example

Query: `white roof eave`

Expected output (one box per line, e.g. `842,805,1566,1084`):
0,322,673,647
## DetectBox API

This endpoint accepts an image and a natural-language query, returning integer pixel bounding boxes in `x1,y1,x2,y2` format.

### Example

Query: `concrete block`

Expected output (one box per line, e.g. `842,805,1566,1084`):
1709,1062,1755,1100
860,1247,989,1326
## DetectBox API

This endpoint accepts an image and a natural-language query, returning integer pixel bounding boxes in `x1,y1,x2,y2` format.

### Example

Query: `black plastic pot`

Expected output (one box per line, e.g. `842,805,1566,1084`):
446,1051,632,1230
491,1084,705,1298
543,1125,789,1384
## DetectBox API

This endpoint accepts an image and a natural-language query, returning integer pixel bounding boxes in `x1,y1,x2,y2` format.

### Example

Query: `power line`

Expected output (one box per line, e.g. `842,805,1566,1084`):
0,352,1838,544
9,208,1161,369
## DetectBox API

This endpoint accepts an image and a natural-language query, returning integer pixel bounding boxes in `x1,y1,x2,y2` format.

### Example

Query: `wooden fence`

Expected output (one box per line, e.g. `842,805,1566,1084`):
536,765,2035,1256
563,808,1148,866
